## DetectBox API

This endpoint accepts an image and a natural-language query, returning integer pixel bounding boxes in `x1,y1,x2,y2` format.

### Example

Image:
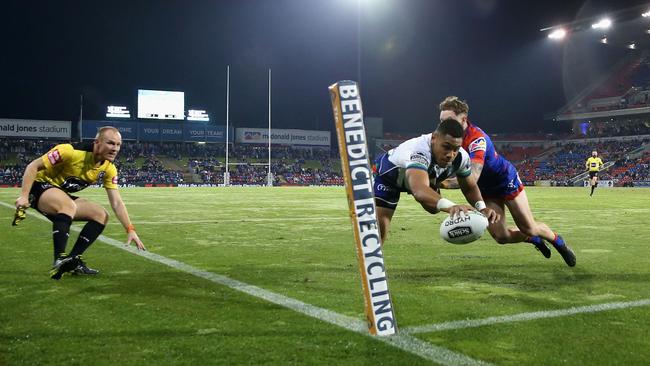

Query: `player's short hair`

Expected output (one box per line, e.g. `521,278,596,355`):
439,96,469,115
436,118,464,138
95,126,120,140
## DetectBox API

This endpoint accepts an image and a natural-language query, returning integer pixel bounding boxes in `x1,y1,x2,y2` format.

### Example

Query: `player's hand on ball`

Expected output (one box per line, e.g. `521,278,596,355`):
447,204,474,219
480,208,500,224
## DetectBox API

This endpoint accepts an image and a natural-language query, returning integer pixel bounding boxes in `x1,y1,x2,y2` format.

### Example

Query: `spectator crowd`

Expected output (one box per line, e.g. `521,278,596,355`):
1,134,648,187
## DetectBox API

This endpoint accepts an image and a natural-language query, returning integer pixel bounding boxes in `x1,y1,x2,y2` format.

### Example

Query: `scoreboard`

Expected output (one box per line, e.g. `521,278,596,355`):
137,89,185,120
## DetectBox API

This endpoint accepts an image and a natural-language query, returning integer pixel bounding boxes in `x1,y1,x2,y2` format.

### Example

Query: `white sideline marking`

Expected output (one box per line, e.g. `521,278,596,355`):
1,202,490,366
405,299,650,334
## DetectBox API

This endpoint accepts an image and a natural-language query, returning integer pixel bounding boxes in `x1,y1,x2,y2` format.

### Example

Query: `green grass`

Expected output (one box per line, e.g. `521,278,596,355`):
1,187,649,365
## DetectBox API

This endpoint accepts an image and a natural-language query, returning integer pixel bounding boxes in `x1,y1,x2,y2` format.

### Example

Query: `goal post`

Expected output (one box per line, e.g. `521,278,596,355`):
328,80,397,336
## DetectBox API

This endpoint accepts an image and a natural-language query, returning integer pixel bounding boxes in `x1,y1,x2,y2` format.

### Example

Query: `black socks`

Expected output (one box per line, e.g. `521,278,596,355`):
52,213,72,259
69,221,106,258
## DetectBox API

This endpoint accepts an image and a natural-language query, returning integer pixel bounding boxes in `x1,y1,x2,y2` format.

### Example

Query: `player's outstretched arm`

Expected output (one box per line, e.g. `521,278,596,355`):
457,173,499,223
469,161,484,182
107,188,146,250
406,168,472,217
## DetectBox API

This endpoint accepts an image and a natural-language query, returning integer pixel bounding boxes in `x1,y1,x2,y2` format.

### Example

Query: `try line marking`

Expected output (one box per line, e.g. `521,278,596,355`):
404,299,650,334
1,202,490,366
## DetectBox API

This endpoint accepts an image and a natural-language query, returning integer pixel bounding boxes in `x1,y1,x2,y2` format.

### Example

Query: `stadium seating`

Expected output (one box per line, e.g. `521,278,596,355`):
1,135,648,187
562,53,650,117
0,139,343,186
520,139,649,186
497,145,546,163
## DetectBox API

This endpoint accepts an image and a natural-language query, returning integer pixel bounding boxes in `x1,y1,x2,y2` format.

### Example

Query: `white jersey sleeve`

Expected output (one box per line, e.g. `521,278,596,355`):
383,134,470,191
387,134,432,171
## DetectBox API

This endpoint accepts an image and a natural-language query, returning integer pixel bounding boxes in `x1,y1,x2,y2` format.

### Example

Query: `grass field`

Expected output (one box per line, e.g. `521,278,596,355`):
1,186,649,365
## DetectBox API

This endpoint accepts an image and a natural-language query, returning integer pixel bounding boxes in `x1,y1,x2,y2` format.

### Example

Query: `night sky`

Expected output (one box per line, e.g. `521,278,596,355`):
2,0,650,135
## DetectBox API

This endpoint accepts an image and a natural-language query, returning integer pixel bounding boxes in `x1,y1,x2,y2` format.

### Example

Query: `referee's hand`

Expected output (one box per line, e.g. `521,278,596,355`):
126,230,147,251
15,196,30,209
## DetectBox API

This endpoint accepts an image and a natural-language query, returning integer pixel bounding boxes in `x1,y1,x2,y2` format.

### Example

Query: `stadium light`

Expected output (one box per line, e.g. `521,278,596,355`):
646,29,650,34
591,18,612,30
628,42,636,49
600,36,608,44
642,11,650,17
548,28,567,40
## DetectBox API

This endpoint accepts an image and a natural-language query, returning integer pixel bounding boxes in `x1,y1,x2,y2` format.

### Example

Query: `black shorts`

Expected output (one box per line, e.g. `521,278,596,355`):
29,181,79,221
588,171,598,179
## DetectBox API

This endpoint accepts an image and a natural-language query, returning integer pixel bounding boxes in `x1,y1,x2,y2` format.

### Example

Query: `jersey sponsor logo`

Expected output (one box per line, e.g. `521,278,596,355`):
409,152,429,166
60,177,90,193
376,183,394,192
468,137,487,153
47,149,62,165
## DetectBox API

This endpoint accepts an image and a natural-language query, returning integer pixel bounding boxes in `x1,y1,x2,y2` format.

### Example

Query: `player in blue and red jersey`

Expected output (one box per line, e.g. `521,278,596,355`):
438,96,576,267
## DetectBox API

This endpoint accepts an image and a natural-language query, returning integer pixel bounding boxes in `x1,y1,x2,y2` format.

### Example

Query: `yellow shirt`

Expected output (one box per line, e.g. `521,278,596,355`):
585,157,603,172
37,143,119,192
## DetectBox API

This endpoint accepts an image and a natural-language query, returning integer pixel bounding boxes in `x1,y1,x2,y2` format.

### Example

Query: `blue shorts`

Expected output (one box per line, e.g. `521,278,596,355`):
372,153,402,210
478,160,524,200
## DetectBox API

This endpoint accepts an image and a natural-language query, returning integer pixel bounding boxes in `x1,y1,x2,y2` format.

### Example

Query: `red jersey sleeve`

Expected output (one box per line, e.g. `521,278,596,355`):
465,128,487,165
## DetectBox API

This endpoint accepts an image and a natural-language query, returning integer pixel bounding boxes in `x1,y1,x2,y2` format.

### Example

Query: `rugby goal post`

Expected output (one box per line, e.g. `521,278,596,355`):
226,162,272,186
329,80,397,336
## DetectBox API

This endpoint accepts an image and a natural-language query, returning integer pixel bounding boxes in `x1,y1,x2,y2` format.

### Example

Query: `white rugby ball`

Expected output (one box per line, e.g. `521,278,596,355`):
439,211,489,244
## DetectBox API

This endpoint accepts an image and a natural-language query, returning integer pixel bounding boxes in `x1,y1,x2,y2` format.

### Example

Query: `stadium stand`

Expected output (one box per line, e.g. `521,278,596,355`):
497,144,546,163
1,124,648,187
374,132,650,188
583,118,650,137
0,139,343,187
538,49,650,187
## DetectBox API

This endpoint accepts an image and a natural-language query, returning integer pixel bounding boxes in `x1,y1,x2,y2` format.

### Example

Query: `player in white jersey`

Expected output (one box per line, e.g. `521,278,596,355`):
372,119,499,242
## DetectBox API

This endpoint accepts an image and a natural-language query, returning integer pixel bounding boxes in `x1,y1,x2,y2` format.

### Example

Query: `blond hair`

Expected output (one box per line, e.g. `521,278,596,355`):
95,126,120,140
439,96,469,115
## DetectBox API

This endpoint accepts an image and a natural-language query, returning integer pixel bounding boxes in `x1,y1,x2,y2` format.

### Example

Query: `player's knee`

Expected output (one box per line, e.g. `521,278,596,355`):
59,200,77,216
100,208,110,224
